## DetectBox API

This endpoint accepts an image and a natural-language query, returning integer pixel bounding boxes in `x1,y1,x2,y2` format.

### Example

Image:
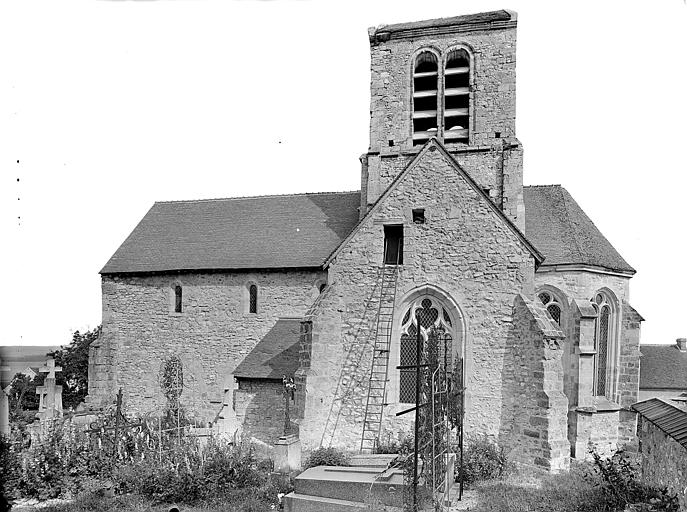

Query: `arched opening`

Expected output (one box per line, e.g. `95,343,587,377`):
391,286,466,406
591,291,616,398
174,285,182,313
412,51,439,146
249,284,258,314
444,48,470,143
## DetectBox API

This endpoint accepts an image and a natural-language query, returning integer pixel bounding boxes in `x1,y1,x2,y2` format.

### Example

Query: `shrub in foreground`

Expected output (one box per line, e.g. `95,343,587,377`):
303,447,349,469
456,435,508,485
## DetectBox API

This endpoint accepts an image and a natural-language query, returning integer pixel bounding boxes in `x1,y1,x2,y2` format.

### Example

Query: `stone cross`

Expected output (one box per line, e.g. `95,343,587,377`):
39,359,62,380
35,358,63,421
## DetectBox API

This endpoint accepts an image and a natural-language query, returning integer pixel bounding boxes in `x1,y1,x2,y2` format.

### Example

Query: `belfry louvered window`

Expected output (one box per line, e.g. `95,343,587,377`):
412,52,439,146
538,291,562,326
592,293,612,397
444,49,470,143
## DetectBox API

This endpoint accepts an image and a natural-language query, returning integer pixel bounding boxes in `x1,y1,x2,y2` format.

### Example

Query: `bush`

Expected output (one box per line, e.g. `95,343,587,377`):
114,437,274,504
456,435,508,486
373,433,413,455
303,447,349,469
586,448,679,511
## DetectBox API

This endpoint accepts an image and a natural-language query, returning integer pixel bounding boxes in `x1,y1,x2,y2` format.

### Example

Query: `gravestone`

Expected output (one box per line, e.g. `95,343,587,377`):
35,358,63,421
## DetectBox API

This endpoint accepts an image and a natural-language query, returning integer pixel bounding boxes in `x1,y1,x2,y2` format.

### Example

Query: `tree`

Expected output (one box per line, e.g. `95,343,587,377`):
48,325,101,411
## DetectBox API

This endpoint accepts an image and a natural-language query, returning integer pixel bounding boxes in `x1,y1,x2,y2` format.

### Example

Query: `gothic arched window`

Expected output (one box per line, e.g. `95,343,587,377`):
174,285,183,313
591,292,613,397
538,291,562,326
398,297,454,403
444,48,470,144
249,284,258,314
412,51,439,146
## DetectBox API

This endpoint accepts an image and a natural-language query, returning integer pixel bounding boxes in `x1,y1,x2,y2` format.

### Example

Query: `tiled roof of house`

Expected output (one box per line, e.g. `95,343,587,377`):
232,318,301,380
523,185,635,274
101,192,361,274
640,344,687,390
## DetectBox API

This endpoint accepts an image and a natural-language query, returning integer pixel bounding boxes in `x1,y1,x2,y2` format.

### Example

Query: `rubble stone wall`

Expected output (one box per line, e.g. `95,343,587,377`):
638,419,687,510
299,145,538,452
89,270,324,422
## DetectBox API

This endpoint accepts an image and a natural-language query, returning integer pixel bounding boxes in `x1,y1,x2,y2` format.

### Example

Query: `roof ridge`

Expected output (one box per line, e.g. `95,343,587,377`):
154,190,361,205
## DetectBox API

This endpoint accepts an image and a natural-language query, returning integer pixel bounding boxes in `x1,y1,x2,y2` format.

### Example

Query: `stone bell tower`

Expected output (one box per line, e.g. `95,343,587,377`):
360,10,525,232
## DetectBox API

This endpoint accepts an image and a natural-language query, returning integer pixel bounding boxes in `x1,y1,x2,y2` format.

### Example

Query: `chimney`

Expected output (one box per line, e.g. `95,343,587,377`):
677,338,687,352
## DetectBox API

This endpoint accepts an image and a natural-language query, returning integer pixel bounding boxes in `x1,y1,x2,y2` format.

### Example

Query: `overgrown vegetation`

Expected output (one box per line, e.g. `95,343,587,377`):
302,446,350,469
470,449,680,512
457,434,510,486
3,408,290,510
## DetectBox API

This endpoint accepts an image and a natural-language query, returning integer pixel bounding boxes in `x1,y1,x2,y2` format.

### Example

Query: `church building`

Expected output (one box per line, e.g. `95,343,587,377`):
88,10,642,471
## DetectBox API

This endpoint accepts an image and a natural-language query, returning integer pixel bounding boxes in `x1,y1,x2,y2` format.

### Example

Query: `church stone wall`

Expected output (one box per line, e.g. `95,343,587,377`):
362,18,524,230
299,146,537,451
498,295,569,472
90,270,324,421
368,25,516,153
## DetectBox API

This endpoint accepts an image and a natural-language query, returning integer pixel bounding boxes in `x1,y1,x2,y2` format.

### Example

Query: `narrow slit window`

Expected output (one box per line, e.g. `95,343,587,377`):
174,285,182,313
412,52,438,146
444,49,470,144
383,225,404,265
249,284,258,314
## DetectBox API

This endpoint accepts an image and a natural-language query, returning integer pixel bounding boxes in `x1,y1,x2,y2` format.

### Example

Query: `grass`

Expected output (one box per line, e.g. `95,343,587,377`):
469,461,609,512
23,491,278,512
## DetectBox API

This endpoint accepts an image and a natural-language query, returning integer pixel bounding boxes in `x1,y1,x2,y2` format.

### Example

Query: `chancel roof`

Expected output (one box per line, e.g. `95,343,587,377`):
232,318,301,380
102,184,634,276
523,185,635,274
101,192,361,274
639,344,687,390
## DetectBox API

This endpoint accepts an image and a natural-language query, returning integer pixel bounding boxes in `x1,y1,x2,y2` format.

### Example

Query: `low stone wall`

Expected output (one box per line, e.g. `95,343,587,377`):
233,379,292,445
637,418,687,509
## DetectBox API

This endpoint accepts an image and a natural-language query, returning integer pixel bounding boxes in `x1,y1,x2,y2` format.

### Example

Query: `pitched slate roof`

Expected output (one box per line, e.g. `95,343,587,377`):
640,344,687,390
101,181,633,275
523,185,635,274
101,192,361,274
233,318,301,380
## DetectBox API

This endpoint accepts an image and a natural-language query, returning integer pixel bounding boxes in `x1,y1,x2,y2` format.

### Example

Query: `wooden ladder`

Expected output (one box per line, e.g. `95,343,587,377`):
360,261,400,453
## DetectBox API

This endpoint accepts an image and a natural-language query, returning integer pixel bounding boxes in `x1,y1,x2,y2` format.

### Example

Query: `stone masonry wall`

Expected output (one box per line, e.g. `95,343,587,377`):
638,419,687,510
299,143,536,452
499,294,569,472
362,20,524,230
89,269,324,424
233,379,289,445
618,302,642,447
368,24,516,154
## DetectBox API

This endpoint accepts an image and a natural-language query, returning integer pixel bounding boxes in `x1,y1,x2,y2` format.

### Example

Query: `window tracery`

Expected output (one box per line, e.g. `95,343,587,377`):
398,297,454,403
538,291,562,326
591,292,613,397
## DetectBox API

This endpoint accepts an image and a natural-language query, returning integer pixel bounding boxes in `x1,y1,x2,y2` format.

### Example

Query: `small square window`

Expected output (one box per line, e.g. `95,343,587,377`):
412,209,425,224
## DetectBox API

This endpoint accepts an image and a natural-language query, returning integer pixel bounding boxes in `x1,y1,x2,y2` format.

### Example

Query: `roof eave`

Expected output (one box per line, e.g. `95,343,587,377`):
100,265,325,277
535,263,635,277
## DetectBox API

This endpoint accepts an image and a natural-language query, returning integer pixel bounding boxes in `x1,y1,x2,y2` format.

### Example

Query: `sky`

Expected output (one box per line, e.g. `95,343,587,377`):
1,0,685,348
